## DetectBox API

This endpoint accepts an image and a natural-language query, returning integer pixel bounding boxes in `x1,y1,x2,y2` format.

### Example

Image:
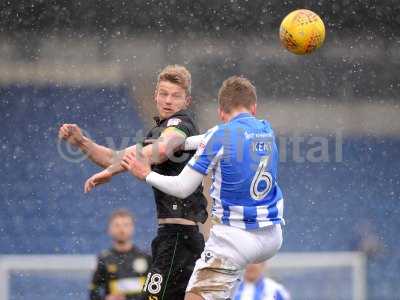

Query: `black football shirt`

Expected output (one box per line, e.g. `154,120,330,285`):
144,109,208,224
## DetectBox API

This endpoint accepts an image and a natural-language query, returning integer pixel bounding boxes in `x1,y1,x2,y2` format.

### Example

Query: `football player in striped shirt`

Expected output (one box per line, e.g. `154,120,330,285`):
234,262,290,300
123,75,284,300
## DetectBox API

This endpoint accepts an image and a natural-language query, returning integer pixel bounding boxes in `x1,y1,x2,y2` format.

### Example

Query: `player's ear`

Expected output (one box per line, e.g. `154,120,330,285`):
153,88,158,104
250,103,257,116
185,95,192,107
218,107,225,122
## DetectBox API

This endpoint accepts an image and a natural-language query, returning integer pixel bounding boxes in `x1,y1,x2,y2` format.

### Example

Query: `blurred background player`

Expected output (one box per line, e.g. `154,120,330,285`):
124,76,284,300
233,262,290,300
59,65,208,300
90,209,151,300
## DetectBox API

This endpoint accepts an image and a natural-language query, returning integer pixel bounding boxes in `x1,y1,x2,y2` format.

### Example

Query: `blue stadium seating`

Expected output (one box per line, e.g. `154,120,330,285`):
278,135,400,299
0,85,399,299
0,85,157,255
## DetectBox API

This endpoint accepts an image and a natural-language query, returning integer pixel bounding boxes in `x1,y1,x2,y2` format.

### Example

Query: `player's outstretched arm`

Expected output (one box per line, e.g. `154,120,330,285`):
146,133,205,151
122,151,204,199
84,130,186,193
58,123,115,168
182,134,205,151
84,145,136,193
121,126,221,198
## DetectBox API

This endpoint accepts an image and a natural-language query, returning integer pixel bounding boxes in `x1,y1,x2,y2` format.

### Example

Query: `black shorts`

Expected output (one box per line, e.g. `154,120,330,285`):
143,224,205,300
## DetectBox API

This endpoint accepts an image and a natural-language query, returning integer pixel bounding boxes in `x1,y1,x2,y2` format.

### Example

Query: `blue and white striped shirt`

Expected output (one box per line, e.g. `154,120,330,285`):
234,277,291,300
188,113,284,230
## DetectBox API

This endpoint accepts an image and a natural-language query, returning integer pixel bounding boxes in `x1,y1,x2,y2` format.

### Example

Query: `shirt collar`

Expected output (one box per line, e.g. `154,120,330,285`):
231,112,252,121
153,116,161,125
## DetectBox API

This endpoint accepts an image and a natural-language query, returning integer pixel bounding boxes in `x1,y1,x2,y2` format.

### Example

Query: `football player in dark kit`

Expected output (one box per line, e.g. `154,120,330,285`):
90,209,151,300
59,65,208,300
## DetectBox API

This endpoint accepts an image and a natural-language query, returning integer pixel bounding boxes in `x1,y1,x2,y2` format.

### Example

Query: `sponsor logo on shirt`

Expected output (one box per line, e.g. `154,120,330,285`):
167,118,182,127
107,264,118,273
133,257,149,273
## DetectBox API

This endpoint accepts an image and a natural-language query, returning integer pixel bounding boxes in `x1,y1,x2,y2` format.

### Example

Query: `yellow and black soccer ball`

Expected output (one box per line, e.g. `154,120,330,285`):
279,9,326,55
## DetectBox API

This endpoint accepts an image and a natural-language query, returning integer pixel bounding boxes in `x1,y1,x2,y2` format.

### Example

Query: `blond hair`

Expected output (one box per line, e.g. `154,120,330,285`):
157,64,192,96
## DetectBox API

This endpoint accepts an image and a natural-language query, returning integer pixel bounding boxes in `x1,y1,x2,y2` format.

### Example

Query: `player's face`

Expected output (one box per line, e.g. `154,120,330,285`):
244,263,265,282
155,81,190,119
108,216,134,244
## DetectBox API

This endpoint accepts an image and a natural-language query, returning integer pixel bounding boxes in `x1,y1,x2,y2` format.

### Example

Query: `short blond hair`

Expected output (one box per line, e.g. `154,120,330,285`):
157,65,192,96
218,76,257,113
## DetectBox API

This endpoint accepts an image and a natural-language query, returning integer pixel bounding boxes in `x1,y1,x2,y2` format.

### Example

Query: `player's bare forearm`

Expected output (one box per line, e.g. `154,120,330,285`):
118,143,167,175
90,145,136,177
85,133,185,193
80,137,116,168
84,146,139,193
59,123,115,168
122,133,185,169
146,131,186,164
121,133,185,180
82,131,186,169
102,130,185,173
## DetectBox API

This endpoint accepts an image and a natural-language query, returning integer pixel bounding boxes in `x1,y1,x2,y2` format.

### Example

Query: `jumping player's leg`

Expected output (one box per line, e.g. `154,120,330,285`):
185,292,204,300
185,224,282,300
143,224,204,300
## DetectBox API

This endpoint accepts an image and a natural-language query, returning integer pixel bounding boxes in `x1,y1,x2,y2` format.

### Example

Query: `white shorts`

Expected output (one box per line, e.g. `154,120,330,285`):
186,223,283,300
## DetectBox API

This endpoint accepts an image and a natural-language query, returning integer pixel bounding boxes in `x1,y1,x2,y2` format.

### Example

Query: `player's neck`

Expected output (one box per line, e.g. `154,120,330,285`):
245,276,263,284
113,241,133,253
223,108,252,122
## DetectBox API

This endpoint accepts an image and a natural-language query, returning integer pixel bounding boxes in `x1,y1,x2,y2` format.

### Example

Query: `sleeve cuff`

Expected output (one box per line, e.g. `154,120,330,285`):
145,171,157,185
162,126,188,138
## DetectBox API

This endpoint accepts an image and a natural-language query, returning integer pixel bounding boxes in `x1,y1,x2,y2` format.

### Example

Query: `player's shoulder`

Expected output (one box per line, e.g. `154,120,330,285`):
257,117,274,131
98,248,112,259
205,124,222,136
165,109,198,136
166,109,195,126
201,125,225,146
251,117,275,137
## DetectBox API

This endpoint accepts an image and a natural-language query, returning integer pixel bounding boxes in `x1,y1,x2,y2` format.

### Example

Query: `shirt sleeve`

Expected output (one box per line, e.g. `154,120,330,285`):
89,256,106,300
188,126,223,175
163,115,195,138
275,286,291,300
146,165,204,199
183,134,205,151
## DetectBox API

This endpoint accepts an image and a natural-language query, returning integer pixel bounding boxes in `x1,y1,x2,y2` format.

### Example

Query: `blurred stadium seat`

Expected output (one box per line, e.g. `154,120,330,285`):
1,85,398,298
0,85,156,254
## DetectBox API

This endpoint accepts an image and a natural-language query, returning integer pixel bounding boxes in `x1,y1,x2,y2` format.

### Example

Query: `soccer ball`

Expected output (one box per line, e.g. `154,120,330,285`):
279,9,325,55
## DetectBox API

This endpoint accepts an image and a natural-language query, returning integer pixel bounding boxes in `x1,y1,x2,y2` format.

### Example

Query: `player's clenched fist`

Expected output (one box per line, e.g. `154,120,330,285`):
58,124,85,147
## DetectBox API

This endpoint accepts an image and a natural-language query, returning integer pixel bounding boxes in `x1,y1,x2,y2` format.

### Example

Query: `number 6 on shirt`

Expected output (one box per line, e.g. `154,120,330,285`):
250,155,273,201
